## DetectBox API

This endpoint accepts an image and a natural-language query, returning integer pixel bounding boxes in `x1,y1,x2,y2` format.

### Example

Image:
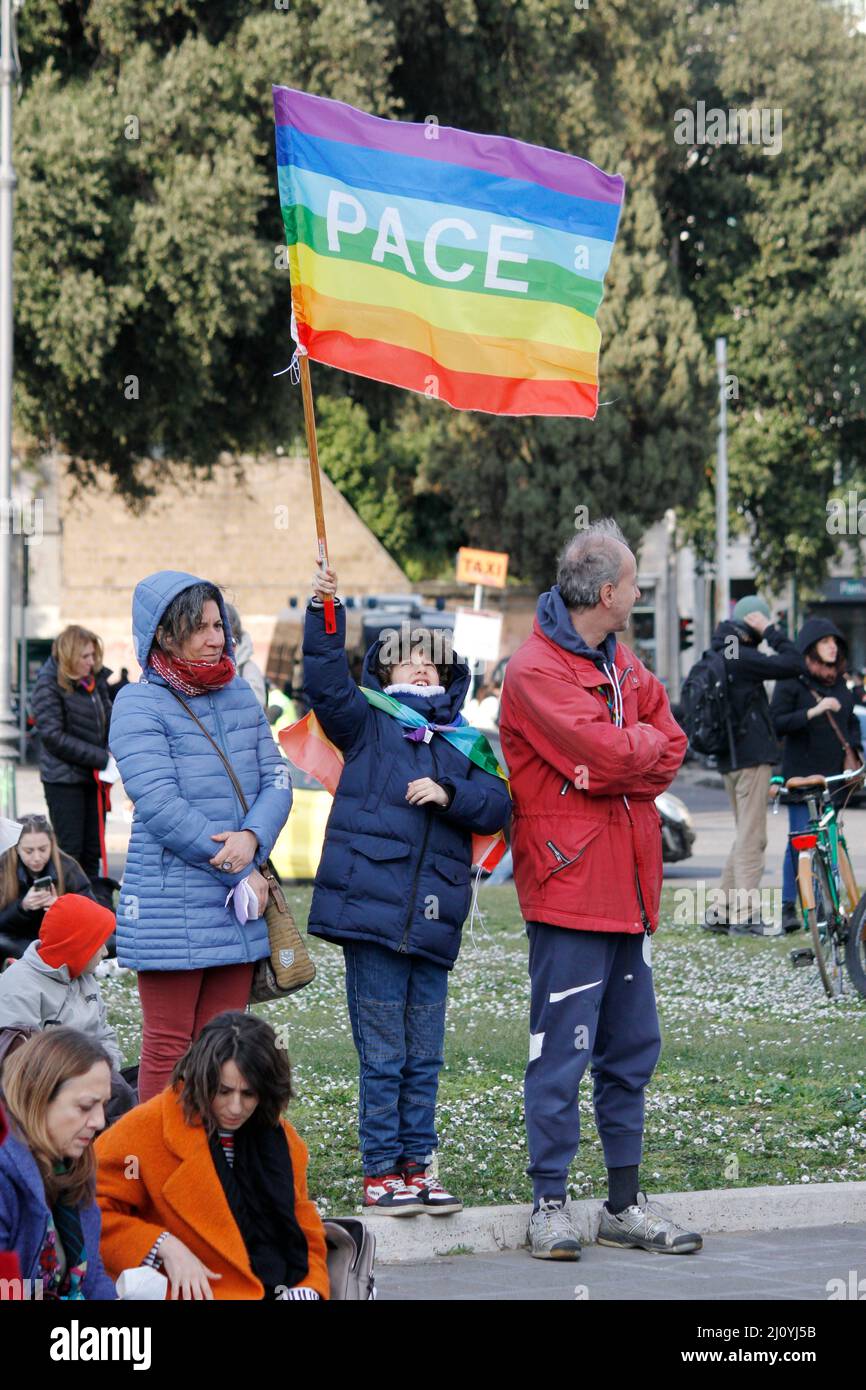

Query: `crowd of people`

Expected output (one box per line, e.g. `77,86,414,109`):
695,599,863,935
8,517,848,1299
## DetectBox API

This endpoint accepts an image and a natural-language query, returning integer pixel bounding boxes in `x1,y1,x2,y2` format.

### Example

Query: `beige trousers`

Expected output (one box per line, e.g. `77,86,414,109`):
719,764,772,922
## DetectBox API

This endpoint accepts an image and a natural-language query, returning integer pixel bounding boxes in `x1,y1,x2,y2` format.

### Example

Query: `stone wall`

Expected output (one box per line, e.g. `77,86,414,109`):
56,453,409,676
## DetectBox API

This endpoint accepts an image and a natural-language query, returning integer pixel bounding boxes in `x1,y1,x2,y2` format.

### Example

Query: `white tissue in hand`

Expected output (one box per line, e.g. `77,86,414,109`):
226,876,260,925
98,754,121,784
115,1267,168,1300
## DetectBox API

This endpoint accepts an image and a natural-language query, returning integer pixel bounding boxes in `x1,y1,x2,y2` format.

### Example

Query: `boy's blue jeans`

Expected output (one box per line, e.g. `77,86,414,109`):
343,941,449,1177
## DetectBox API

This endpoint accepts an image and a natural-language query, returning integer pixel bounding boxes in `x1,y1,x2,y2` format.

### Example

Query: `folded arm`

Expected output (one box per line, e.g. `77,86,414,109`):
506,665,669,797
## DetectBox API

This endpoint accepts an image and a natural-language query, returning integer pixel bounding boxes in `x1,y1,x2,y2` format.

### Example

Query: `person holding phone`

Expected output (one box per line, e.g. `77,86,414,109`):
0,815,95,966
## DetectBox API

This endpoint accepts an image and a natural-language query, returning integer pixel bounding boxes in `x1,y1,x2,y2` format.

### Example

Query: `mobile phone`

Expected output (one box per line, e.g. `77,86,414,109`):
32,876,53,891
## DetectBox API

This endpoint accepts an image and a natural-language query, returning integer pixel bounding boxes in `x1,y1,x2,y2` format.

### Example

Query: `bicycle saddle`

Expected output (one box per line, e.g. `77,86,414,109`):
785,775,827,789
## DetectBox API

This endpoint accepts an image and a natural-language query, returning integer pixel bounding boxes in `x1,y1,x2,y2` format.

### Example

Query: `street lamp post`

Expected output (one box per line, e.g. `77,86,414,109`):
714,336,730,626
0,0,20,815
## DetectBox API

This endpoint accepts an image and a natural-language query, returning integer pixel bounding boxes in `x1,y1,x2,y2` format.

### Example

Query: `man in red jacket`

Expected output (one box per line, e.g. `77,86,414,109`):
500,518,702,1261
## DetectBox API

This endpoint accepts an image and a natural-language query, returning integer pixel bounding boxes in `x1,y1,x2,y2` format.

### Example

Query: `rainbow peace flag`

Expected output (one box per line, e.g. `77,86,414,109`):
272,87,625,418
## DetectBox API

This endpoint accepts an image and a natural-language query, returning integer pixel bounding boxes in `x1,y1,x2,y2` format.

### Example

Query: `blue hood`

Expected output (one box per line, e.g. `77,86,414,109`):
537,586,617,670
130,570,235,672
361,634,471,725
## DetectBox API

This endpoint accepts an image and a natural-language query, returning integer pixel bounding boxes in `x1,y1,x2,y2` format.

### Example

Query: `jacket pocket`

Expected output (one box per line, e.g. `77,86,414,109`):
351,834,412,863
431,854,470,888
344,833,412,910
524,818,606,896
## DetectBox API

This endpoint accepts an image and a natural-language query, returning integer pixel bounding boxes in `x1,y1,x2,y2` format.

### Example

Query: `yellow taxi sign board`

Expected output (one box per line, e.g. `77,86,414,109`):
456,547,509,589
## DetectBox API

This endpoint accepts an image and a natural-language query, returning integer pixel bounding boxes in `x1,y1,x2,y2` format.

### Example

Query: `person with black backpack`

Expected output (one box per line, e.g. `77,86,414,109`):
683,596,804,934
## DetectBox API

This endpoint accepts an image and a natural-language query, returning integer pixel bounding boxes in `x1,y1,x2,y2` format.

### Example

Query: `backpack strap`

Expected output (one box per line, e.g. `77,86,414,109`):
163,688,287,907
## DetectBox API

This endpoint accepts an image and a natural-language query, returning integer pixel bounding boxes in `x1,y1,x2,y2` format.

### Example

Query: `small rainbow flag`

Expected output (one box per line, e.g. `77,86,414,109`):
272,87,624,418
280,706,508,872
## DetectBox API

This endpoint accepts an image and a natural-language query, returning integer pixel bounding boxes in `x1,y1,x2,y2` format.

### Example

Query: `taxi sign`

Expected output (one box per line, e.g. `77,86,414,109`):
455,547,509,589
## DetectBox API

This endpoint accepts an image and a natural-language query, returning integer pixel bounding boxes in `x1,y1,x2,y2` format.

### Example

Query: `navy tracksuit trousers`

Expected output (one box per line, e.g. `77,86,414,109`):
524,922,662,1204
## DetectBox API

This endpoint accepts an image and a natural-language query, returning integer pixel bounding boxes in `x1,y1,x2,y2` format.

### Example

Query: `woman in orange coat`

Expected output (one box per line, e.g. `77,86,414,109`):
95,1011,328,1300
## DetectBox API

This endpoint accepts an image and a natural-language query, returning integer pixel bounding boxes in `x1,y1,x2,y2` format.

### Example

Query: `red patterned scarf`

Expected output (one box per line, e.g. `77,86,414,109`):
149,649,236,696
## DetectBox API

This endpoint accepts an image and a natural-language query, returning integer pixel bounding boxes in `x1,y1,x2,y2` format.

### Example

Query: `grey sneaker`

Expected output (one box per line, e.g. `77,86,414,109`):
527,1199,582,1260
597,1194,703,1254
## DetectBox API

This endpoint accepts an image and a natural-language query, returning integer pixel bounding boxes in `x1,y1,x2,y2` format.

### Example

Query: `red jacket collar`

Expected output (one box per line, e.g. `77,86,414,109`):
530,618,634,688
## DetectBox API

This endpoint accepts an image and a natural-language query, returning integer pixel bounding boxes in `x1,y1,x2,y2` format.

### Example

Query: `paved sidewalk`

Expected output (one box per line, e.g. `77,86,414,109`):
375,1223,866,1301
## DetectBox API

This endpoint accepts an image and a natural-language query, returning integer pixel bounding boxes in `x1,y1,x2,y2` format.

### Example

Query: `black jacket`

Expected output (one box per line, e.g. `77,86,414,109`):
0,853,95,940
770,617,862,780
710,620,805,772
31,656,112,786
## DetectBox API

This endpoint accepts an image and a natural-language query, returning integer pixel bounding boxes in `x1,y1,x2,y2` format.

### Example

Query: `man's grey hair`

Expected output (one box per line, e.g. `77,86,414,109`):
557,518,630,610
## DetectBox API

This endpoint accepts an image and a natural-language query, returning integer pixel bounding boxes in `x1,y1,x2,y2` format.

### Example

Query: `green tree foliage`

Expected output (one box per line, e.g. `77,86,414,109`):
670,0,866,592
15,0,861,591
14,0,395,495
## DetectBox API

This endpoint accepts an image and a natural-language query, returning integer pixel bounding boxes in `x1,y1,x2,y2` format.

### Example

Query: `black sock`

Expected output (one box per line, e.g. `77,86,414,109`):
606,1165,639,1215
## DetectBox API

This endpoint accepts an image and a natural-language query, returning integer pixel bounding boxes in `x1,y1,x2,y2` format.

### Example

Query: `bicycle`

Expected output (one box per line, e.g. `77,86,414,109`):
770,765,866,1000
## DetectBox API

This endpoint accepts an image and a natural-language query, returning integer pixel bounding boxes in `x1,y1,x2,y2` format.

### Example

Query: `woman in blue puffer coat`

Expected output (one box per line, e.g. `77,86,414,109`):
109,571,292,1101
304,567,511,1217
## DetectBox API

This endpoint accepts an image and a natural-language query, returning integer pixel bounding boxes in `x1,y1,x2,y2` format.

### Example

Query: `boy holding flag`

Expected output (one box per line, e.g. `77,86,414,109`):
288,566,510,1215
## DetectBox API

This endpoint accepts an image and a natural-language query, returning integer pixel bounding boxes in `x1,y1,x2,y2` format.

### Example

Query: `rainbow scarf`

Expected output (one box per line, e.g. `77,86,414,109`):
272,87,624,418
279,690,509,870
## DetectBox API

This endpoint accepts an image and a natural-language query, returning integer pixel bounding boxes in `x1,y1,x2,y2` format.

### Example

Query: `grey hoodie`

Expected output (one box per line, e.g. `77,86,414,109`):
234,630,267,708
0,941,123,1070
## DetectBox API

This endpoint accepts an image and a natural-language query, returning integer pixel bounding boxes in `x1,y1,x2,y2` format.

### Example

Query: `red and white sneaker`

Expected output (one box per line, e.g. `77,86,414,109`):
402,1161,463,1216
363,1173,424,1216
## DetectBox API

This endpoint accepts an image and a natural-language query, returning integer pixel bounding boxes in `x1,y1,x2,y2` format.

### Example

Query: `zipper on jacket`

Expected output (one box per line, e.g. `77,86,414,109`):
89,690,107,744
622,793,651,930
398,812,433,953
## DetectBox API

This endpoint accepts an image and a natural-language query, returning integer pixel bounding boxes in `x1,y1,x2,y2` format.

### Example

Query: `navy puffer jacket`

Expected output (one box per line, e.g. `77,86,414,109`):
304,602,511,968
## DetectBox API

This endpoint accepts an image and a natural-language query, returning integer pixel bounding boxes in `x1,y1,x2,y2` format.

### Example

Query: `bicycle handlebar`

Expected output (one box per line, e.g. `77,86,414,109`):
769,763,866,803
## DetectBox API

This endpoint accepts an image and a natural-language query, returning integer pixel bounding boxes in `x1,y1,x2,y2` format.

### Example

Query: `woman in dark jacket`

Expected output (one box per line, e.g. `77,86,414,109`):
30,626,113,882
302,567,511,1217
770,617,862,931
0,814,95,964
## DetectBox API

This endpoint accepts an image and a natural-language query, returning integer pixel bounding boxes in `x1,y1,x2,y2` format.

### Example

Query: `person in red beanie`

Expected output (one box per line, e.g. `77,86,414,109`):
0,895,135,1125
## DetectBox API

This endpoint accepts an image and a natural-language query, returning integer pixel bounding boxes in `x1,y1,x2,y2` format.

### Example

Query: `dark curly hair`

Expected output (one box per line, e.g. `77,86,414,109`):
373,626,457,689
171,1011,292,1135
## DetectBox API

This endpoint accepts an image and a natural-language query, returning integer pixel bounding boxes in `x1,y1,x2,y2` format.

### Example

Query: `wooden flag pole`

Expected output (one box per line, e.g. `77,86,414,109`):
297,352,337,635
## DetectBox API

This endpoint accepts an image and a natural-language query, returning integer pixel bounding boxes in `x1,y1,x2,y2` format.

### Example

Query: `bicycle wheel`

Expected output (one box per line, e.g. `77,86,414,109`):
800,852,846,999
845,891,866,1000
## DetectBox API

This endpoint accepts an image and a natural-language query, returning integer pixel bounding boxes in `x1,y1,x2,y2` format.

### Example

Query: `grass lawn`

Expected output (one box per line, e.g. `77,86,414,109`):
103,883,866,1217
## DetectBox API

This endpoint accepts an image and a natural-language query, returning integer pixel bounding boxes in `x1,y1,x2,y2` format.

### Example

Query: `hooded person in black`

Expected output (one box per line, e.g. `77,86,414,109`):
704,597,805,934
770,616,862,931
